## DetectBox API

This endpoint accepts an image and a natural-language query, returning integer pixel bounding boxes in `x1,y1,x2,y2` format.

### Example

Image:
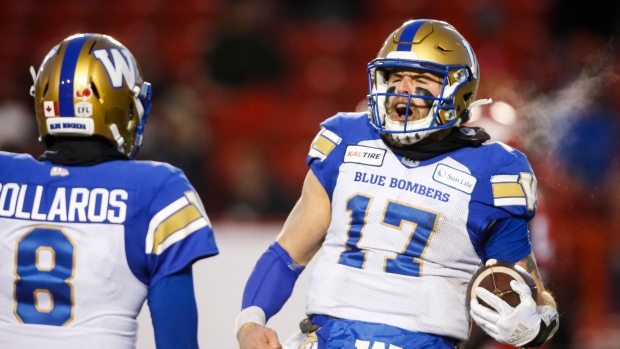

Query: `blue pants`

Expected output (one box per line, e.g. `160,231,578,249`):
310,315,458,349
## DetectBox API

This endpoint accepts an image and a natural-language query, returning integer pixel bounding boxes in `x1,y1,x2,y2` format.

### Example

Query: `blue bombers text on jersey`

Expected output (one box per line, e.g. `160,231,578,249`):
0,152,218,348
304,112,536,341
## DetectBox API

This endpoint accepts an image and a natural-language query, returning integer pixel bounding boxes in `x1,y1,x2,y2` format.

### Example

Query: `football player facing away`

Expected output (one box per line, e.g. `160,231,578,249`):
0,34,218,349
236,20,558,349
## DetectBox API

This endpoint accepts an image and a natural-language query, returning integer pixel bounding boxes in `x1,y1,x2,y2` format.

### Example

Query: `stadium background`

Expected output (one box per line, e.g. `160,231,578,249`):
0,0,619,348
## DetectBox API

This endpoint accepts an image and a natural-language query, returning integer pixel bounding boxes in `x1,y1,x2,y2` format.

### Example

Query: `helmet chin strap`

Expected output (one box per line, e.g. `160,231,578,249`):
467,98,493,111
29,66,38,97
455,98,492,126
109,124,125,153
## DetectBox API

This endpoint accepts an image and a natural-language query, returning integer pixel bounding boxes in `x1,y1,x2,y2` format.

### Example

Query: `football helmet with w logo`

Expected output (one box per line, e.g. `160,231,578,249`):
368,19,490,144
31,33,152,158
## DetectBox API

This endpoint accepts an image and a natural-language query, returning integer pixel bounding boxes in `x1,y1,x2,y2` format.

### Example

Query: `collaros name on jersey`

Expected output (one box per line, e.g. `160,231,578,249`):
0,182,127,223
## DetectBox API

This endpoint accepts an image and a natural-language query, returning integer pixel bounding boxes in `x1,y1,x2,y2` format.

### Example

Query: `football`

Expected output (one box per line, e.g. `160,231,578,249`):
466,259,538,309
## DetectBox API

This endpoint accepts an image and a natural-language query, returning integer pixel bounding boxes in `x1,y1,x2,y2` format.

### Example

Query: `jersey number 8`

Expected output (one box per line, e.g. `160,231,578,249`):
14,226,75,326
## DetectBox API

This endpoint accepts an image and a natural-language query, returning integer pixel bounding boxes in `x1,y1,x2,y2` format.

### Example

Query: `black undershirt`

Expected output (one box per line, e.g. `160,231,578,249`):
381,127,491,161
39,138,129,166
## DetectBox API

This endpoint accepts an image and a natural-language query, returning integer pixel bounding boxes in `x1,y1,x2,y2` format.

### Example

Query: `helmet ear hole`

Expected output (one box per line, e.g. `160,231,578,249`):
56,42,65,56
91,83,100,99
128,102,134,124
88,40,98,54
43,81,49,97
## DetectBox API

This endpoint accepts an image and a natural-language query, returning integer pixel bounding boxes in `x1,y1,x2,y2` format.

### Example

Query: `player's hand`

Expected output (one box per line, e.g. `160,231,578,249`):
237,322,283,349
469,280,541,347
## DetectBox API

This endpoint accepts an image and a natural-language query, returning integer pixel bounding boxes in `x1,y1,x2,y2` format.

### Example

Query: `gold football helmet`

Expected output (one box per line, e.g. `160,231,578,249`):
368,19,489,144
31,33,152,158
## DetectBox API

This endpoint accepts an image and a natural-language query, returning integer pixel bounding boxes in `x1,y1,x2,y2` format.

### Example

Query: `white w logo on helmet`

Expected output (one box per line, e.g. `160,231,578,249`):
93,48,137,88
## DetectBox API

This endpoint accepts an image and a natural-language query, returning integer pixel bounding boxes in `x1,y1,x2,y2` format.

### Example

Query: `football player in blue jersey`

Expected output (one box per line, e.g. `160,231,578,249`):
0,34,218,348
236,20,558,349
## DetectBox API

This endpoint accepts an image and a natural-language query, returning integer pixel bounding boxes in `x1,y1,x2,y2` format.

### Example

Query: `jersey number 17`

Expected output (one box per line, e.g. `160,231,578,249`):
338,194,439,277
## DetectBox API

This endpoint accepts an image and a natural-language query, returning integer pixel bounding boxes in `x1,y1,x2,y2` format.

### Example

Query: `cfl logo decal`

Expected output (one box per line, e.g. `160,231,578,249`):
74,102,93,117
93,48,137,89
73,84,93,116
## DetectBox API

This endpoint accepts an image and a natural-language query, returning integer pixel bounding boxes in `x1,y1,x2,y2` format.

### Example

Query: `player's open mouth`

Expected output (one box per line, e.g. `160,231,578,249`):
394,103,413,121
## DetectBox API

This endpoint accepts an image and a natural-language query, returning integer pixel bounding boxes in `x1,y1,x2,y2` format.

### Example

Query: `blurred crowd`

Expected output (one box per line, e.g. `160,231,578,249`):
1,0,620,348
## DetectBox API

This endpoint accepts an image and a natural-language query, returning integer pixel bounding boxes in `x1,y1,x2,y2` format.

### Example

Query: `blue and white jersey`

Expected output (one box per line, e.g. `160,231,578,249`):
304,113,536,341
0,152,218,348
